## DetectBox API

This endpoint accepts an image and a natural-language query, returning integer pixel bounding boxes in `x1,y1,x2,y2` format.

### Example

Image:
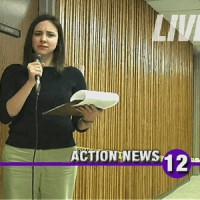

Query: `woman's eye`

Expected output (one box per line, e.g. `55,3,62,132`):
33,31,56,37
34,32,41,36
48,33,56,37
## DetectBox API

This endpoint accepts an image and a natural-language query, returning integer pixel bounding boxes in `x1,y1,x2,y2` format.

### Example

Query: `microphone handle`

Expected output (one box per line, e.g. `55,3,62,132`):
35,76,40,91
35,59,41,95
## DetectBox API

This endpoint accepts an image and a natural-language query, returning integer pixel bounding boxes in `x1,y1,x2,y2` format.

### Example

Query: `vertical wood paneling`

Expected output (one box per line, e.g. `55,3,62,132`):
59,0,193,199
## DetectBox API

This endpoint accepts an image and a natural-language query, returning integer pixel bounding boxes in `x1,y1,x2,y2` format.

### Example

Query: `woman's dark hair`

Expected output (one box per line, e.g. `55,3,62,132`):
23,14,65,72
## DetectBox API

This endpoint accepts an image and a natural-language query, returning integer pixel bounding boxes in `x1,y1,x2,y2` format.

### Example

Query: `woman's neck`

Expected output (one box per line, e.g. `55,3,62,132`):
41,54,53,67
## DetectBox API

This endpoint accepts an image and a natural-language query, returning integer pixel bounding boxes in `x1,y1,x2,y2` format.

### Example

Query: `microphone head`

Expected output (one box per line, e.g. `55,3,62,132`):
32,53,42,62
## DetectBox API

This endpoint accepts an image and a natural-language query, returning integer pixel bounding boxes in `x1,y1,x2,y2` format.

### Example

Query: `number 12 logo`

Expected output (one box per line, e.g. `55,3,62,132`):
162,149,191,178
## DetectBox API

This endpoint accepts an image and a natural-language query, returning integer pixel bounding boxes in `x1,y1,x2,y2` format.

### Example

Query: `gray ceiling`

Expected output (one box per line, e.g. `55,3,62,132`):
145,0,200,53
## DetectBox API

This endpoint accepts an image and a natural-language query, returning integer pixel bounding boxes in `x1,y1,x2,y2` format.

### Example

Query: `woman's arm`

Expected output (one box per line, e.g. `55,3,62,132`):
6,80,35,117
6,61,43,117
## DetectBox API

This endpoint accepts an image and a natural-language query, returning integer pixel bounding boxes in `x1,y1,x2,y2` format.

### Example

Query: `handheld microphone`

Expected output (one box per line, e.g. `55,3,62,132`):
32,53,42,95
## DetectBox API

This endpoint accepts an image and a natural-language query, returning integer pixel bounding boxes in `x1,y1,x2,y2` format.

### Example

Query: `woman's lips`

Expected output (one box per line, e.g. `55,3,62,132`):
38,45,48,49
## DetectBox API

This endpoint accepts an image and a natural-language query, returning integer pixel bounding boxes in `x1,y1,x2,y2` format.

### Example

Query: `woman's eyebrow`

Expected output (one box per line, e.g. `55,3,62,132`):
46,31,57,34
34,30,57,34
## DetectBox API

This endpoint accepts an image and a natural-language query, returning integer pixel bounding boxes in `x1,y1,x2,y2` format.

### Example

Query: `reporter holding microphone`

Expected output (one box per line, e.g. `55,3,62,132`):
0,14,100,199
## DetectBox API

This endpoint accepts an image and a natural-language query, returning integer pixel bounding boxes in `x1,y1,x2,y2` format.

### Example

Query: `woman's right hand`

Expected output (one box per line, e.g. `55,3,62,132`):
27,61,43,84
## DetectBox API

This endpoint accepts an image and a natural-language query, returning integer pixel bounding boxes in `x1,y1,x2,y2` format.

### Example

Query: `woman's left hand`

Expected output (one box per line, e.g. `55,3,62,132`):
76,105,102,122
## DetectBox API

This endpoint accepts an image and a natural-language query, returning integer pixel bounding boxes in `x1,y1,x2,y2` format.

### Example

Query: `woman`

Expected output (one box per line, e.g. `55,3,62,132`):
0,14,100,199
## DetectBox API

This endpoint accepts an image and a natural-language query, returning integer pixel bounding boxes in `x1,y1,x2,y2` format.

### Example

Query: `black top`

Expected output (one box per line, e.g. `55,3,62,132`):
0,64,87,149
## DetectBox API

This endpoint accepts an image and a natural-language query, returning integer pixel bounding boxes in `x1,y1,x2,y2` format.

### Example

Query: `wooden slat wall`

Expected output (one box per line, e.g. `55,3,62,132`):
0,0,39,198
58,0,193,199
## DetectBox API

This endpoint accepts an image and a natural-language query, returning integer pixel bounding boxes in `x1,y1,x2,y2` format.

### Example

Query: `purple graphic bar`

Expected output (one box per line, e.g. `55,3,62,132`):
0,161,199,167
0,162,162,167
191,162,200,166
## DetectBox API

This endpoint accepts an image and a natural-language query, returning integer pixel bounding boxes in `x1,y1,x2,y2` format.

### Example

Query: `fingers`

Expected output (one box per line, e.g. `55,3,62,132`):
76,105,99,113
75,104,102,123
27,61,43,81
32,61,43,76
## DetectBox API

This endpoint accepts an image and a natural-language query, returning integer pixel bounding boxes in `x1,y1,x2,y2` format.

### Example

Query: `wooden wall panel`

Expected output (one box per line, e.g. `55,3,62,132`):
0,0,39,198
58,0,193,199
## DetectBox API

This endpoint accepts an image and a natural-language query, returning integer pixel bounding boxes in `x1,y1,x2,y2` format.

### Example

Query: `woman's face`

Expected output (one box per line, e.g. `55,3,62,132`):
32,20,58,58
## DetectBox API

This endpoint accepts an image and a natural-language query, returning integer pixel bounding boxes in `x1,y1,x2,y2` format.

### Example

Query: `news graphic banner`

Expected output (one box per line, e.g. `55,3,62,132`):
0,148,199,179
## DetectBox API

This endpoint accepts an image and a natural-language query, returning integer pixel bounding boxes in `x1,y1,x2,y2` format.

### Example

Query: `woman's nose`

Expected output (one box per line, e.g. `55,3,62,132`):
40,34,47,42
